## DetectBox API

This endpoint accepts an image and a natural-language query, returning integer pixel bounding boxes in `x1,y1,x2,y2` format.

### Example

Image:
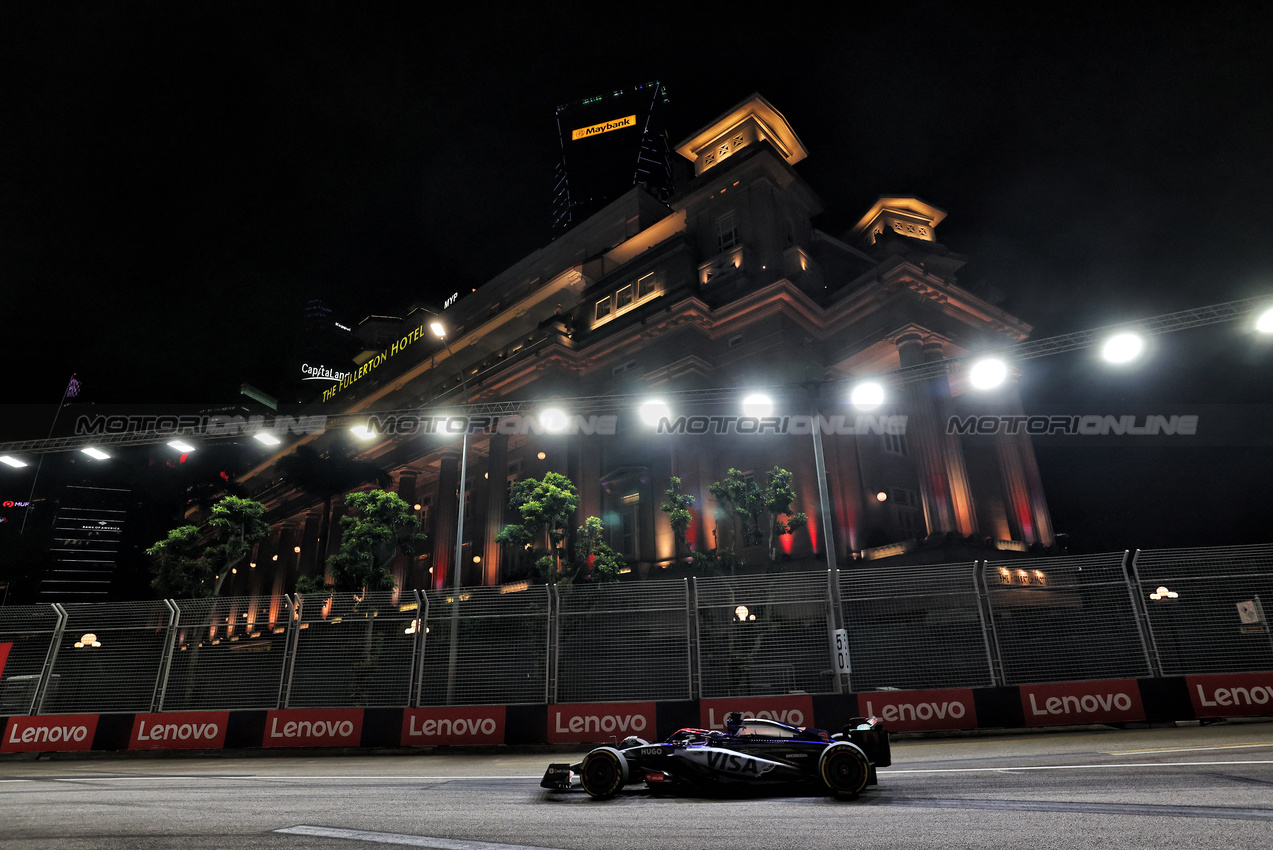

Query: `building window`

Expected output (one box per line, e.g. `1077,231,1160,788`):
636,272,655,300
612,359,637,377
615,284,634,311
891,487,922,538
615,493,640,558
717,211,738,252
591,273,662,328
507,459,522,484
883,431,908,456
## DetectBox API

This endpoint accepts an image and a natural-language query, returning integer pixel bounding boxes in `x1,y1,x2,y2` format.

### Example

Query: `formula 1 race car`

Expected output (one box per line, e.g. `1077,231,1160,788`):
540,712,890,800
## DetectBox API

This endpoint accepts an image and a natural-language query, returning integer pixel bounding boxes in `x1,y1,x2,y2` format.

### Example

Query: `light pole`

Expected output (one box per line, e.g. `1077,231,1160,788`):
430,320,469,705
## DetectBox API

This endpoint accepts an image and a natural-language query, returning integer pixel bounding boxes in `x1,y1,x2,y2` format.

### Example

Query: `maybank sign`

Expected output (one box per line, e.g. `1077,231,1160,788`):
571,114,637,140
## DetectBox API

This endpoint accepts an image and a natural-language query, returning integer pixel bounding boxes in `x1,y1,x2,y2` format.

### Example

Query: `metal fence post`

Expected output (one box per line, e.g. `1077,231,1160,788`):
152,598,181,712
32,603,67,716
826,570,845,694
547,584,559,705
279,594,302,709
411,590,426,708
971,562,1004,687
688,577,701,700
1127,549,1165,677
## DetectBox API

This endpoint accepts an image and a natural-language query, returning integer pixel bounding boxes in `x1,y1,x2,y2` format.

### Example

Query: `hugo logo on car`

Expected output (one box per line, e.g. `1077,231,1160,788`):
3,714,98,753
401,706,505,746
546,702,656,743
263,708,363,748
130,711,229,750
1019,680,1145,726
855,688,977,732
1188,673,1273,718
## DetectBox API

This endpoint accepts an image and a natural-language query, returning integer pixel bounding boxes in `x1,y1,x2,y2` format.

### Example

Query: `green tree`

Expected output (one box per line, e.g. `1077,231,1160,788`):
659,476,695,562
571,516,624,583
704,467,808,568
147,495,269,597
297,489,424,594
496,472,579,584
495,473,621,585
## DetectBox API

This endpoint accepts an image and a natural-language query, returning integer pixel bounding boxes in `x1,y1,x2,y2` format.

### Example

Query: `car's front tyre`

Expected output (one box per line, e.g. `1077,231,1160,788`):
579,747,628,800
819,742,870,799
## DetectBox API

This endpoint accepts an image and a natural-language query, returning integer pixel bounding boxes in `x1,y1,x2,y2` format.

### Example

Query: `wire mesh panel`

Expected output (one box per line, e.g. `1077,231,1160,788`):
0,604,62,716
39,601,175,714
285,592,417,708
1133,545,1273,676
696,572,836,699
159,596,292,711
839,562,994,690
418,585,550,707
983,553,1151,685
555,579,690,703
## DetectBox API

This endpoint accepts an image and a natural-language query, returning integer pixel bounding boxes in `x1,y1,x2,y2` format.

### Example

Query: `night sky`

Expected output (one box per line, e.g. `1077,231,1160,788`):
3,3,1272,553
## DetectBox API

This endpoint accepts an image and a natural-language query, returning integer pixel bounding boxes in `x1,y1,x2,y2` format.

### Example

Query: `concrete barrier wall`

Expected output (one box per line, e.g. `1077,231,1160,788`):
4,671,1270,754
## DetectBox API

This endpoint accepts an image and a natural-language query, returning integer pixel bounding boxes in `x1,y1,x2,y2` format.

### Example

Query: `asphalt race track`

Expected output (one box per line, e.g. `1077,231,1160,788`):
2,722,1272,849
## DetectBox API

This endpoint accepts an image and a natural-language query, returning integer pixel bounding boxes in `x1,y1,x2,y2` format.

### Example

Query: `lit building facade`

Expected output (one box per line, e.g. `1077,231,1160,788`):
228,94,1054,597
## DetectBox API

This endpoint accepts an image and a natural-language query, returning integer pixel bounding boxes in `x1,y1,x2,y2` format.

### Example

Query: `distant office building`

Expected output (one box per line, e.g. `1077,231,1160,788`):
40,484,129,600
287,299,360,403
552,82,674,236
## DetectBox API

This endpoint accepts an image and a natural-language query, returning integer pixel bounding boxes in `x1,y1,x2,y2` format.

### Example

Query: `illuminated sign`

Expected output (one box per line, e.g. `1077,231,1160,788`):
322,321,429,403
571,114,637,141
1,501,30,508
300,363,350,383
443,292,459,309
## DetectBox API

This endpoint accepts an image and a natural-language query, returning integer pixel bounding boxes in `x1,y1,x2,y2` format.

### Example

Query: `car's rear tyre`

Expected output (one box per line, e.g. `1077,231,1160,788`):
580,747,628,800
819,742,870,799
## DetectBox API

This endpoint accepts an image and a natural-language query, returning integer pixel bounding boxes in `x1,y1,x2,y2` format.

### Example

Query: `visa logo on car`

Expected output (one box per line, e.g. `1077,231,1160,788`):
703,750,776,776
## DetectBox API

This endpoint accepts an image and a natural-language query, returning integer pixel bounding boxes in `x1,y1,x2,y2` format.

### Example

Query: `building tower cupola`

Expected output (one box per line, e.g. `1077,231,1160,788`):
674,93,808,177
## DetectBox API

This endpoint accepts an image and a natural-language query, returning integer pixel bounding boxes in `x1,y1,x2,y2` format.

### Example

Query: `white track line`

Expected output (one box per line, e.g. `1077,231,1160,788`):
276,825,564,849
884,759,1273,774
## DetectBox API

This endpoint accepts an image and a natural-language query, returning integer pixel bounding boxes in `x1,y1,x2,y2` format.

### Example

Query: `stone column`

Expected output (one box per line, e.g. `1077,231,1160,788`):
924,341,976,537
483,434,510,585
897,333,954,534
431,449,460,590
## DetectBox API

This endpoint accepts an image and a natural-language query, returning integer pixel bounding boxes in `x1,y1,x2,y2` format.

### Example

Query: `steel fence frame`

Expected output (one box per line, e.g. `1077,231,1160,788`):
981,552,1153,685
695,571,838,699
283,591,419,708
840,561,996,690
553,578,692,703
4,542,1272,716
417,585,551,707
0,603,64,716
1132,544,1273,676
36,600,176,714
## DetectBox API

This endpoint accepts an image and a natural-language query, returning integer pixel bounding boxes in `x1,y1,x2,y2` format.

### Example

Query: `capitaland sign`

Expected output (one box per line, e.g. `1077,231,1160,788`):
1020,680,1145,726
300,363,350,383
401,706,505,746
1188,673,1273,718
700,696,815,730
571,114,637,140
130,711,229,750
262,708,363,748
547,702,656,743
856,688,978,732
3,714,98,753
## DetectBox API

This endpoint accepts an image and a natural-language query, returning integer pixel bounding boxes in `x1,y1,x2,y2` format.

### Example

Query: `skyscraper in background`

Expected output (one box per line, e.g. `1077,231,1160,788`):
552,82,674,236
